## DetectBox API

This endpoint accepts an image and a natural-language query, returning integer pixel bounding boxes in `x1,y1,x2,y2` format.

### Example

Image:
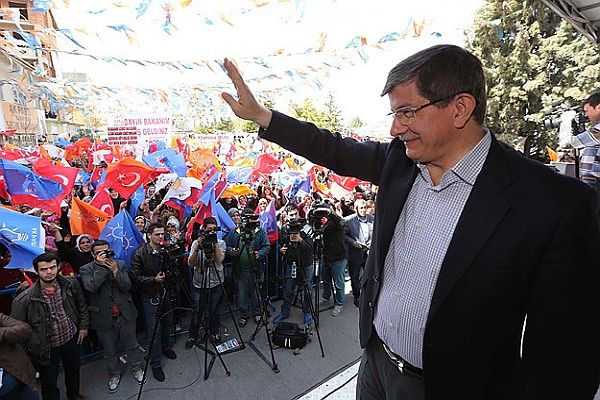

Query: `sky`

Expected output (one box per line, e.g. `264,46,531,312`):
49,0,485,134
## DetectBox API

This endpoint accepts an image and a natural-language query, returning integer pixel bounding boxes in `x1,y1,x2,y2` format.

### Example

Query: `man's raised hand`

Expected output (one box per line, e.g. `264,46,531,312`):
221,58,273,129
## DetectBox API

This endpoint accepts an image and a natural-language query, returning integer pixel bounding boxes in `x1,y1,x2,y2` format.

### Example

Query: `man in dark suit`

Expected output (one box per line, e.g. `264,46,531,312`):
80,240,144,393
221,45,600,399
344,199,374,308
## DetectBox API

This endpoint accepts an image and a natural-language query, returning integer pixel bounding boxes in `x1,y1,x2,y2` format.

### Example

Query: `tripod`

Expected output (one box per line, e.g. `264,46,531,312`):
240,239,279,373
192,245,245,380
311,227,329,327
283,241,325,358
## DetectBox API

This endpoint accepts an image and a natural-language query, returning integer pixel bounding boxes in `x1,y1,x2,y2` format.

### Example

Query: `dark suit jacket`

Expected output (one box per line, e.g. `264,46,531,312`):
261,111,600,399
344,213,374,265
80,260,137,332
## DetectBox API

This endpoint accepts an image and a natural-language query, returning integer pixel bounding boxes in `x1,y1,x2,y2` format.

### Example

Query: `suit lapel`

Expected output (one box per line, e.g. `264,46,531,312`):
426,139,512,325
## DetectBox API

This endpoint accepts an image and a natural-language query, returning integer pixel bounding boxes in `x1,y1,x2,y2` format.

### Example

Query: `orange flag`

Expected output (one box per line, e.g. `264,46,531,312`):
546,146,559,162
221,184,257,198
70,197,112,239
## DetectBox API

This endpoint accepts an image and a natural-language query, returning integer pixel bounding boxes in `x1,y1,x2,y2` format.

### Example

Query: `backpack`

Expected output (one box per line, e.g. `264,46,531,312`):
272,321,307,349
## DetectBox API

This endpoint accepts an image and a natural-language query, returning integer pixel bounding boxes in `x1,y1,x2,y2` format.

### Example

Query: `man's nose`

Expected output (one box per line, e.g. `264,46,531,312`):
390,117,409,137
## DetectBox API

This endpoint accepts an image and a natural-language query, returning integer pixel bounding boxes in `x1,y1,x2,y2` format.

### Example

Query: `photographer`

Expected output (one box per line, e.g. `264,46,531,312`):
80,241,143,393
224,208,270,327
316,202,347,317
273,204,314,327
185,217,226,349
130,223,177,382
558,93,600,209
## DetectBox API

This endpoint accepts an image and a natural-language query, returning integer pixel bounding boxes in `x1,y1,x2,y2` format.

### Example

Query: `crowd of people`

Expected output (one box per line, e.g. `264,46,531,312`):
0,138,377,399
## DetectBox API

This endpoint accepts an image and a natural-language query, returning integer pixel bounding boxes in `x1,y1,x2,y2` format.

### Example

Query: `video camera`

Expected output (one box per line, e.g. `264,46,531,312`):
286,218,305,235
100,249,116,259
198,226,221,258
543,102,589,132
240,213,260,245
307,203,332,230
158,239,186,259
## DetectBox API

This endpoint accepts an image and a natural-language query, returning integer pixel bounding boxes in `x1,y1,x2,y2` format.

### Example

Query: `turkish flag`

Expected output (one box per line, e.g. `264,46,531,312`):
89,185,115,216
33,159,78,194
329,173,361,191
251,154,283,180
70,197,112,239
0,147,33,161
104,158,162,200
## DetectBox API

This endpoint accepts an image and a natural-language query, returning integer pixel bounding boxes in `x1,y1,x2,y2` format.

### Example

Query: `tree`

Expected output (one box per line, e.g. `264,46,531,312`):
289,94,343,132
467,0,600,160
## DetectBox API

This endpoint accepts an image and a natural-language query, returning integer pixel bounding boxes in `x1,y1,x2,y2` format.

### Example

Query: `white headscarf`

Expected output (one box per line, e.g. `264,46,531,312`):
75,234,94,252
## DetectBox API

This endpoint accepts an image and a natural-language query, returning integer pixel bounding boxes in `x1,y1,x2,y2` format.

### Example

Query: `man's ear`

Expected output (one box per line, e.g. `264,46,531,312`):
452,93,477,129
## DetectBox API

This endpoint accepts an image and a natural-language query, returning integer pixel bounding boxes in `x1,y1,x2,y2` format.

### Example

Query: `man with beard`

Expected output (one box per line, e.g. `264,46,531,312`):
11,252,89,400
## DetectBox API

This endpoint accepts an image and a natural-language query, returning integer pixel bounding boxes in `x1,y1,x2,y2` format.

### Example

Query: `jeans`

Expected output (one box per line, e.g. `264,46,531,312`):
142,297,174,369
190,284,224,337
34,335,80,400
236,271,260,319
322,259,347,306
280,265,314,317
0,372,39,400
347,258,365,300
96,315,142,378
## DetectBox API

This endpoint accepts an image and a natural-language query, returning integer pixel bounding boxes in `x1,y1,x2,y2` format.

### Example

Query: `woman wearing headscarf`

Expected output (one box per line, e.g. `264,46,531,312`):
54,230,94,274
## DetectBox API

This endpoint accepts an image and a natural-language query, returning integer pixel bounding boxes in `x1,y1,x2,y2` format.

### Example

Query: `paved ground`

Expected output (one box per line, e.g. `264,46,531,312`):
71,287,362,400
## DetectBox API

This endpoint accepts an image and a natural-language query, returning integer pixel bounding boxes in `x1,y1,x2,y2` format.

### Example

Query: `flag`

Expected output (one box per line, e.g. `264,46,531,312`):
0,206,45,270
185,201,213,243
162,177,203,203
251,154,283,180
104,157,160,199
288,173,310,200
0,147,33,161
221,184,256,198
33,158,78,195
154,172,178,192
143,148,187,177
226,166,253,184
211,195,235,237
546,146,559,162
99,210,144,269
90,186,115,216
128,184,145,218
259,199,278,243
70,197,112,239
0,158,65,214
329,173,361,191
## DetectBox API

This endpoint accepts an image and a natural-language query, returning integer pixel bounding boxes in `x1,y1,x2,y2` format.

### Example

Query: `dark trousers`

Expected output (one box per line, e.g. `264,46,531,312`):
235,271,260,319
34,335,80,400
190,284,224,337
347,258,365,300
96,315,142,378
0,372,39,400
142,298,174,369
356,333,424,400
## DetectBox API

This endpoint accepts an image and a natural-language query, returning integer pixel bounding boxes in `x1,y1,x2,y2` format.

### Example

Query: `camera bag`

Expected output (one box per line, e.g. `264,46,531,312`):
272,321,307,349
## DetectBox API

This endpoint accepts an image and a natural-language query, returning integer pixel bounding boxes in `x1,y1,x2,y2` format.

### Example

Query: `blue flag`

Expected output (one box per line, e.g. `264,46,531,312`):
0,159,64,200
209,192,235,238
99,211,145,270
128,184,145,219
143,148,186,177
198,171,222,205
259,200,278,235
227,166,253,184
0,207,45,271
288,173,310,200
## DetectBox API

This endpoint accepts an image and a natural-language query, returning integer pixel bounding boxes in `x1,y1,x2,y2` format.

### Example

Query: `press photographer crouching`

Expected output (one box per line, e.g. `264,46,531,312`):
79,240,144,394
273,204,314,328
186,217,226,349
558,93,600,217
130,223,177,382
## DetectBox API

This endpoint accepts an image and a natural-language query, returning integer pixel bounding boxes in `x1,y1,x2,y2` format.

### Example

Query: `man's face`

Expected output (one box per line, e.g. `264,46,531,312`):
149,227,165,246
388,81,458,167
287,209,299,222
356,204,367,218
37,260,58,283
204,223,217,231
79,237,92,253
92,244,109,263
584,103,600,124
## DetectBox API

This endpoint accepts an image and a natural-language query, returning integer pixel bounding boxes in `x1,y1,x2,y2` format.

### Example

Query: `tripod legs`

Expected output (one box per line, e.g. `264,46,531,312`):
300,282,325,357
248,270,280,373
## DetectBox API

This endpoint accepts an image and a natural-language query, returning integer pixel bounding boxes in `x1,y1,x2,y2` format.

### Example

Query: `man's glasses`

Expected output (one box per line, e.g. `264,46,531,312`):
387,92,464,125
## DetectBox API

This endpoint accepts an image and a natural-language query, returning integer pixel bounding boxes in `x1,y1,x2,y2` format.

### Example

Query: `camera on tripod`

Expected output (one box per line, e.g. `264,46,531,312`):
543,102,589,132
240,213,260,244
198,226,221,258
307,203,331,230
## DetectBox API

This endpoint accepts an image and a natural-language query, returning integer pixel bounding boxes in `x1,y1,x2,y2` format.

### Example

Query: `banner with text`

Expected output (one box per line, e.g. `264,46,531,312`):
107,115,172,146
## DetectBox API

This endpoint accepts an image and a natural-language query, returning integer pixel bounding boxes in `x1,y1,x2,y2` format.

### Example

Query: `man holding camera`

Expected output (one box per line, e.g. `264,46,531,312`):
224,209,270,327
186,217,226,348
559,92,600,216
130,223,177,382
80,240,143,393
273,204,314,327
344,199,374,308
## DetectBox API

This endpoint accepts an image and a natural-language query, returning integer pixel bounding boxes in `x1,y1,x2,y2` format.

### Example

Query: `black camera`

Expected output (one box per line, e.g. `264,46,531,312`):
307,203,331,230
158,239,185,258
543,103,589,132
286,218,305,235
101,249,116,259
240,213,260,244
198,226,221,256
